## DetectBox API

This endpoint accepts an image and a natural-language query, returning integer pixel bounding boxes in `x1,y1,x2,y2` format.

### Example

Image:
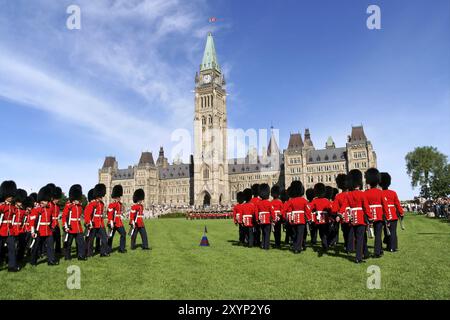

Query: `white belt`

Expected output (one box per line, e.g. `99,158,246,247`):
137,215,144,218
316,211,325,214
1,220,12,224
40,222,50,226
243,215,252,218
70,218,81,221
370,205,382,208
292,211,304,214
13,222,21,226
93,214,103,217
388,205,395,207
259,211,270,214
274,210,281,213
351,207,363,211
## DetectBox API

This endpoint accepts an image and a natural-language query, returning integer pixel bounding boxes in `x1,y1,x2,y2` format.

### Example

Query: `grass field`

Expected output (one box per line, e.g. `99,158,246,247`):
0,213,449,300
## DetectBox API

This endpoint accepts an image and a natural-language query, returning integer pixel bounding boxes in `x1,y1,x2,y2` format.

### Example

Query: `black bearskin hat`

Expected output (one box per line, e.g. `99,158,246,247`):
29,192,37,203
271,185,281,199
87,189,95,202
365,168,380,188
23,196,34,210
325,186,333,200
251,184,260,197
305,188,315,202
14,189,27,204
280,189,289,202
0,180,17,199
69,184,83,202
380,172,391,190
53,187,63,200
236,191,245,204
348,169,363,190
38,186,52,202
133,189,145,203
94,183,106,198
313,183,326,198
287,186,294,198
111,185,123,198
46,183,56,199
243,188,253,202
290,180,304,197
259,183,270,200
335,174,348,191
332,188,339,201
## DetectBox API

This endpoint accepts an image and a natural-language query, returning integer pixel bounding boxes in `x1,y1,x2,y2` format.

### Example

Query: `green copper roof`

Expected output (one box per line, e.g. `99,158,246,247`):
200,32,221,72
326,136,335,147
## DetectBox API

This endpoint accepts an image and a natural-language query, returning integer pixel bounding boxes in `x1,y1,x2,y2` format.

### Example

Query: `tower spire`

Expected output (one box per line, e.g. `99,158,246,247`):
200,32,221,72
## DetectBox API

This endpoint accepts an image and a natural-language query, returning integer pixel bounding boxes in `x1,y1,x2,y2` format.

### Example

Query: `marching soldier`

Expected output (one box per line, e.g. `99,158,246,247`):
47,184,63,256
347,170,372,263
12,189,27,264
286,181,311,254
0,181,20,272
283,187,293,245
325,186,337,247
232,191,245,245
29,185,59,266
309,183,332,252
20,196,35,260
364,168,389,258
84,188,96,256
129,189,150,250
270,185,284,248
241,188,257,247
62,184,87,261
107,185,127,253
256,183,274,250
380,172,404,252
332,174,354,253
305,188,317,245
250,184,261,246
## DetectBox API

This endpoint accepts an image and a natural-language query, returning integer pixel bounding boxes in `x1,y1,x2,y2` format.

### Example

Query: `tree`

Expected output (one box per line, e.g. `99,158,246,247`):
430,164,450,198
405,146,447,199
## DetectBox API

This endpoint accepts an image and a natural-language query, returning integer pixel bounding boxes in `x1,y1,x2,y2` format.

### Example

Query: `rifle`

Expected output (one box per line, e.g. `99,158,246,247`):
0,212,4,226
108,208,116,238
364,214,374,239
129,208,139,237
400,215,405,230
64,208,72,243
29,213,42,249
84,206,95,238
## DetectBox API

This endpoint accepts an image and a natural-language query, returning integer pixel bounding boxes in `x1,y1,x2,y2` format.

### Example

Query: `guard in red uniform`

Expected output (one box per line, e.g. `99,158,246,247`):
283,187,293,245
305,188,317,245
12,189,27,263
309,183,332,251
325,186,337,247
21,196,35,260
364,168,389,258
233,191,245,245
62,184,86,261
107,185,127,253
47,184,63,255
332,174,354,253
30,185,59,266
256,184,274,250
129,189,150,250
0,181,20,272
286,181,311,253
380,172,404,252
271,185,284,248
241,188,257,247
347,170,372,263
84,188,96,256
250,184,261,246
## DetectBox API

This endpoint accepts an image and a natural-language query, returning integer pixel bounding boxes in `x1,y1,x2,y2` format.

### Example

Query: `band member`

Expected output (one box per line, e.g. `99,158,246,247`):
47,184,63,255
129,189,150,250
286,181,311,254
270,186,284,248
12,189,27,264
29,185,59,266
107,185,127,253
332,174,354,253
305,188,317,245
364,168,389,258
250,184,261,246
309,183,331,252
347,170,372,263
0,181,20,272
380,172,404,252
241,188,257,247
62,184,87,261
256,183,274,250
232,191,245,245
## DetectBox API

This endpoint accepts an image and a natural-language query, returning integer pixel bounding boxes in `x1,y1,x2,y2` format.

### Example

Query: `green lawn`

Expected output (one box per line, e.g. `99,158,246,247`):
1,213,449,299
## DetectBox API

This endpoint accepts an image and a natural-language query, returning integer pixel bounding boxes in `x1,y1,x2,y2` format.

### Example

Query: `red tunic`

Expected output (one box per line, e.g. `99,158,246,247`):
256,199,274,225
129,204,145,228
365,188,389,222
232,203,243,224
49,202,60,228
10,206,25,236
62,202,84,234
241,202,257,227
286,197,311,225
346,190,372,226
0,202,15,237
107,201,124,228
309,198,331,225
332,192,351,224
283,201,291,222
382,189,404,221
93,201,105,228
30,205,53,237
271,199,284,222
84,201,95,227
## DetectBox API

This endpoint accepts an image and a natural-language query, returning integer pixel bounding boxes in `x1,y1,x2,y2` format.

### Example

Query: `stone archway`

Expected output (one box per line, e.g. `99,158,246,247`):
203,192,211,207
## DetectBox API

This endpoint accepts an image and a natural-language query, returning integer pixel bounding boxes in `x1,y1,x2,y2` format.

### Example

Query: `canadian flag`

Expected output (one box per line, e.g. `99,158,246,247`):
208,17,217,23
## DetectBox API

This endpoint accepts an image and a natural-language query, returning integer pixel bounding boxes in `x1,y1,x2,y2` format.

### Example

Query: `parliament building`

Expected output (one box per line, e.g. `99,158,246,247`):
98,33,377,209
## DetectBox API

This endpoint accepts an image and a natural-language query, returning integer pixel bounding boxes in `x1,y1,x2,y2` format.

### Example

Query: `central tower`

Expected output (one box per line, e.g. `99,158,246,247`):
193,32,229,207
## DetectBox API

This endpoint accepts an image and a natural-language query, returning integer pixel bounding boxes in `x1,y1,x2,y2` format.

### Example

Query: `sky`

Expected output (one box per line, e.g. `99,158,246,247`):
0,0,449,200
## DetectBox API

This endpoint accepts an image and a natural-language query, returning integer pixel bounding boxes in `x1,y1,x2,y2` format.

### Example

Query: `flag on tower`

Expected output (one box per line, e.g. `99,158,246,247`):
208,17,217,23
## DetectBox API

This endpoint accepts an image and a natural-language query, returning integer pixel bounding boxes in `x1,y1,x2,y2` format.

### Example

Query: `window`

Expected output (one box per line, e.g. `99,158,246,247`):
203,169,209,179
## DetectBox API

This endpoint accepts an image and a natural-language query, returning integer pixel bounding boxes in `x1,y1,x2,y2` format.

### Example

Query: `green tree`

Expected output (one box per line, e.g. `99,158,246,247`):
405,146,448,198
430,164,450,198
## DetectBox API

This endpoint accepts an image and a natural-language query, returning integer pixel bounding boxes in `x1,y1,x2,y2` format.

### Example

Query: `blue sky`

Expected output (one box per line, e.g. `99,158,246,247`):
0,0,449,199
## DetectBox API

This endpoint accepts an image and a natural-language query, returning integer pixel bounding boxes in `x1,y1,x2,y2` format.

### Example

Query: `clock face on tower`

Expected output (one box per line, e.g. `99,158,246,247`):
203,74,211,83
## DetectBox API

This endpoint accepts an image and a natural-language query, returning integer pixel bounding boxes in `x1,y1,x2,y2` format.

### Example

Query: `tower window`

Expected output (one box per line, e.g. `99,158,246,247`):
203,169,209,179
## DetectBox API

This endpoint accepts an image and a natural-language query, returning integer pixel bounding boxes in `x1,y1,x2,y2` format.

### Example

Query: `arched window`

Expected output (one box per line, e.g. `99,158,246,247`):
203,168,209,179
208,115,213,125
202,116,206,125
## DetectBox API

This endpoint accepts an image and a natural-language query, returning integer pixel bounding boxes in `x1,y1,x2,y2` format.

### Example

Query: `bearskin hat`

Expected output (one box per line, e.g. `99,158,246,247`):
313,183,326,198
243,188,253,202
365,168,380,188
287,186,294,198
53,187,63,200
348,169,363,190
290,180,304,197
0,180,17,199
236,191,245,204
325,186,333,200
29,192,37,203
259,183,270,200
46,183,56,199
69,184,83,202
271,185,281,199
335,174,348,191
94,183,106,199
280,189,289,202
14,189,27,204
380,172,391,190
305,188,315,202
332,188,339,201
111,185,123,198
38,186,52,202
23,196,35,210
87,189,95,202
133,189,145,203
251,184,260,197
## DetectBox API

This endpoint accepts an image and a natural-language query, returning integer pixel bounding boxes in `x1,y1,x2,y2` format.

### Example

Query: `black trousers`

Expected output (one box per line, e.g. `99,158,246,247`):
386,220,398,251
17,233,28,261
86,228,109,256
328,222,340,246
108,226,126,252
318,224,329,249
131,227,149,249
284,222,292,244
292,224,306,252
309,223,318,245
341,223,353,252
238,225,246,244
53,226,61,254
245,227,254,247
373,221,384,256
0,236,18,269
65,233,86,259
273,221,282,247
354,225,369,261
31,235,55,265
254,225,261,246
260,224,271,250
